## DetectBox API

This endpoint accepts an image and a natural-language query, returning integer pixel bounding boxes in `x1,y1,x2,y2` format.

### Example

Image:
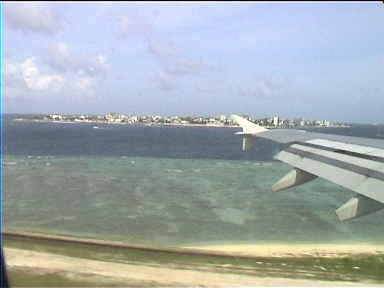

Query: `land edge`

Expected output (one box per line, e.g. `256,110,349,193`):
5,247,371,287
4,231,384,258
4,231,384,286
13,118,239,128
13,118,350,129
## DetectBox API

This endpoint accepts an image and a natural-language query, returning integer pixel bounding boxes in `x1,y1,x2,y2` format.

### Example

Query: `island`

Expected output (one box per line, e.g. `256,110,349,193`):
13,113,350,129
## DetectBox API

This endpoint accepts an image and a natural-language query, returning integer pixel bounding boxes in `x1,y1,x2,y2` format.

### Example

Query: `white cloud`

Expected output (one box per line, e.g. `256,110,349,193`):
6,57,64,95
46,42,109,98
147,39,177,59
6,61,20,83
5,53,103,100
5,58,27,100
5,57,65,102
5,2,62,35
20,58,65,91
235,78,287,101
74,75,96,97
48,42,74,72
96,54,107,66
117,14,151,38
153,72,175,91
115,11,215,79
55,42,71,59
48,42,108,77
76,76,93,91
147,39,209,76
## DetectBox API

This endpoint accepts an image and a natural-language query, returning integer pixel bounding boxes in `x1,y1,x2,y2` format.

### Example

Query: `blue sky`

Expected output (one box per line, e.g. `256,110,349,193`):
4,2,384,123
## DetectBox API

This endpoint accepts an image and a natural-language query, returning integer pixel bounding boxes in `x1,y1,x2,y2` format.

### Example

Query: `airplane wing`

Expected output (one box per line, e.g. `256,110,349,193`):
231,114,384,221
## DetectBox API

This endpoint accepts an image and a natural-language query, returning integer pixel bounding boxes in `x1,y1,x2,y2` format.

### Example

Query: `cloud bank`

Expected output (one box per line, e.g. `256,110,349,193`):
5,2,62,35
6,42,108,100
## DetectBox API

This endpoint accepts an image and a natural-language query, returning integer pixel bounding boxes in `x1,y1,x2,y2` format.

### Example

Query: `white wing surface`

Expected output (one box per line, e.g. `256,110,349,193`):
231,115,384,221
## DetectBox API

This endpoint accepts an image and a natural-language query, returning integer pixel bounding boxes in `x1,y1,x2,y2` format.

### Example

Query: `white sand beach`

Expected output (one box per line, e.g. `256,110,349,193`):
4,248,369,286
182,243,384,258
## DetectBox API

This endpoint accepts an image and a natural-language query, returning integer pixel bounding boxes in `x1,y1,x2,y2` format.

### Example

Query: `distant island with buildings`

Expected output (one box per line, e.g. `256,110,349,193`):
13,113,350,129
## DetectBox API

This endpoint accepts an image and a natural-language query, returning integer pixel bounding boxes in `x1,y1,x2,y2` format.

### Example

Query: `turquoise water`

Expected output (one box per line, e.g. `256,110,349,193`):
5,153,384,247
4,118,384,247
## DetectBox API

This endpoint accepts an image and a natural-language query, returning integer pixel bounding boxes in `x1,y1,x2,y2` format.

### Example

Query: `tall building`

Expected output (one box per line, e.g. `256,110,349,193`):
273,116,279,126
219,115,227,122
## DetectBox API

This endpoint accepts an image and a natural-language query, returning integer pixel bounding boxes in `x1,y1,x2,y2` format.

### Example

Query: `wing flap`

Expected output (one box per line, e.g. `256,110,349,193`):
275,150,384,203
306,139,384,159
290,144,384,173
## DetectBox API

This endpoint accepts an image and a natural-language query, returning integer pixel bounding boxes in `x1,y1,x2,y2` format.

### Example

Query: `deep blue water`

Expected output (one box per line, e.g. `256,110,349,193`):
6,116,382,159
5,118,277,161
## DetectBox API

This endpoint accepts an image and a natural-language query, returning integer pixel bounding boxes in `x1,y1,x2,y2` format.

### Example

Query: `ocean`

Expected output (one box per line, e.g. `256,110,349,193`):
3,115,384,247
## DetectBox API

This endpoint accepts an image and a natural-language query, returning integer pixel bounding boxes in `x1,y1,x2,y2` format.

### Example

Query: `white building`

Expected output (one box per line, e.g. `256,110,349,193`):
273,116,279,126
49,114,62,120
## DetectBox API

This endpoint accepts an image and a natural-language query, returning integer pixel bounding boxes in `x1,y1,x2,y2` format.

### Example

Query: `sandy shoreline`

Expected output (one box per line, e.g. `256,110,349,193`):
4,248,369,286
6,231,384,258
5,232,384,285
183,243,384,258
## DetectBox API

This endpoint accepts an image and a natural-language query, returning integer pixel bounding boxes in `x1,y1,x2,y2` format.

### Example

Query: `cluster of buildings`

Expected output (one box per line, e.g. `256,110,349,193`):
43,113,341,128
250,116,332,128
44,113,232,126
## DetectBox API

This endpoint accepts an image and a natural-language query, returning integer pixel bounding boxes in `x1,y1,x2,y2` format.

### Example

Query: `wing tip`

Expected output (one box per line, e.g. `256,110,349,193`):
230,114,268,134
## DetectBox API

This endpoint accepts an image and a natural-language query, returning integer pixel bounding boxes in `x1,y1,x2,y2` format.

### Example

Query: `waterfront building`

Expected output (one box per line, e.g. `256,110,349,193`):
273,116,279,126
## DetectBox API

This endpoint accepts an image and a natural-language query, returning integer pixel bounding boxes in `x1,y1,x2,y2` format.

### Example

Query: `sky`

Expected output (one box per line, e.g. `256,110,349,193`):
3,2,384,123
